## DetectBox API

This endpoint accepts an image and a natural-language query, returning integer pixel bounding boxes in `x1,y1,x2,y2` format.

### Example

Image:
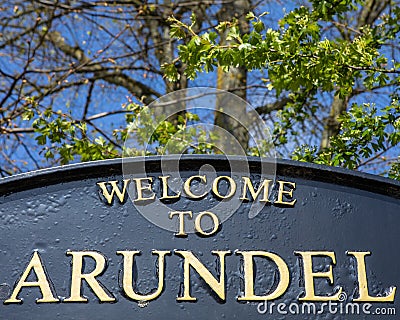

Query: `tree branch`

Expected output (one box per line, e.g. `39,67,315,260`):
255,97,293,115
47,31,160,104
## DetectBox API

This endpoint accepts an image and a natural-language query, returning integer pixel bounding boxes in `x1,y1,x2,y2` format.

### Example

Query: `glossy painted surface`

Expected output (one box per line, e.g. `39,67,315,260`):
0,156,399,319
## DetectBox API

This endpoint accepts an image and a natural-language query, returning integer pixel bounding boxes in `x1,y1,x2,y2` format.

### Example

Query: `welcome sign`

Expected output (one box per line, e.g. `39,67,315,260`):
0,156,398,319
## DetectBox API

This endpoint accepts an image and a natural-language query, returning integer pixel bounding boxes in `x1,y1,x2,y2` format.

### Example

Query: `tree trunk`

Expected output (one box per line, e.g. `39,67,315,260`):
320,95,349,149
320,0,390,150
215,0,251,153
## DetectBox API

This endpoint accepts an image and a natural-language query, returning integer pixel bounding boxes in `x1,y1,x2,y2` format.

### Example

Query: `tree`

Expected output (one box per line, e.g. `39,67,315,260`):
0,0,399,179
0,0,226,174
164,0,400,178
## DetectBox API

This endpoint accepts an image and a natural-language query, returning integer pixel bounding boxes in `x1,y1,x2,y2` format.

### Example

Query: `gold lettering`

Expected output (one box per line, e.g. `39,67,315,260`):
183,175,207,199
236,251,289,301
117,250,171,301
212,176,236,199
4,252,59,304
169,211,193,236
159,176,181,200
195,211,219,236
240,177,272,202
133,177,155,202
64,251,115,303
97,179,130,204
295,251,343,301
347,251,396,302
275,181,296,206
175,250,231,301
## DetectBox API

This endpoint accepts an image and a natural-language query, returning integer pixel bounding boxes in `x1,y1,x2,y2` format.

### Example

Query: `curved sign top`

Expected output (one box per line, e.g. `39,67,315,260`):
0,156,399,319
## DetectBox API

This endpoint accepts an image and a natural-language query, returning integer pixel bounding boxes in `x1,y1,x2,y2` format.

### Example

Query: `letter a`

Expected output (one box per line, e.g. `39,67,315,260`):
5,251,59,304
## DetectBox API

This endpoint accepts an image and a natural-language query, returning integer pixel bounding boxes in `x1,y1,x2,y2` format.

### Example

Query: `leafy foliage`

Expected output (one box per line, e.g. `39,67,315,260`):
1,0,399,180
292,100,400,175
164,1,400,179
23,99,119,165
165,6,399,96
